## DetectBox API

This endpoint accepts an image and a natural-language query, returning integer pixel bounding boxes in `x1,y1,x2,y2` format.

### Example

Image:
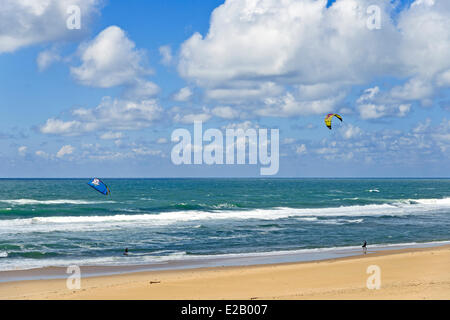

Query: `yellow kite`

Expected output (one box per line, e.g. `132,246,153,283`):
324,113,343,130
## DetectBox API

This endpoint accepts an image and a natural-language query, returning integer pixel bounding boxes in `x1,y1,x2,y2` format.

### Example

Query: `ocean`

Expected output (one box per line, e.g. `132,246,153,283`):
0,178,449,272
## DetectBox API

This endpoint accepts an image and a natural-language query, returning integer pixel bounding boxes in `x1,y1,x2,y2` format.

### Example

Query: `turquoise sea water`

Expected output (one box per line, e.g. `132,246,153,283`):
0,178,449,271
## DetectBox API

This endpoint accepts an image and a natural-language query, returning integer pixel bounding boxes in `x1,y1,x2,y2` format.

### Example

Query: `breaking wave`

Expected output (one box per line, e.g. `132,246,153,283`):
0,197,449,234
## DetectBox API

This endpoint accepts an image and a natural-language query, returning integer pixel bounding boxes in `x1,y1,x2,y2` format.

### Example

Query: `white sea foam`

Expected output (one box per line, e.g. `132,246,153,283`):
297,217,318,221
210,203,237,209
0,197,449,234
316,218,364,225
0,199,115,205
411,198,450,205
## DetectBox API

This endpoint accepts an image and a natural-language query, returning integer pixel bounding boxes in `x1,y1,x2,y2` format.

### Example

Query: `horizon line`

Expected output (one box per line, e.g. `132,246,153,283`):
0,177,450,179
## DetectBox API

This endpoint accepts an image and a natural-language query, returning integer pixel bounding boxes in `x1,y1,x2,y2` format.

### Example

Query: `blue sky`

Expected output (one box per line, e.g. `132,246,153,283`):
0,0,450,177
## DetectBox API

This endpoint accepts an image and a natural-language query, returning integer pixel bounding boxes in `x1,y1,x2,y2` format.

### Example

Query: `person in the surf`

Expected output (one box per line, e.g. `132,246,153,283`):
362,240,367,254
123,248,129,256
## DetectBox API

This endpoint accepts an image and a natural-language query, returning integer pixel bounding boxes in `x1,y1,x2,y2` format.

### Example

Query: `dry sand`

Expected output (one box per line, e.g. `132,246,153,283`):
0,245,449,300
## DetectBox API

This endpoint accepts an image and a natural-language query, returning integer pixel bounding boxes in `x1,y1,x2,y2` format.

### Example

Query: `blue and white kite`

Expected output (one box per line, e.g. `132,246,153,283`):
88,178,110,195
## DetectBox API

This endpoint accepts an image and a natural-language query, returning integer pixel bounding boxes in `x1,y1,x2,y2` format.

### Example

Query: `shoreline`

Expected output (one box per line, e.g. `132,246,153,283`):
0,243,449,299
1,240,449,283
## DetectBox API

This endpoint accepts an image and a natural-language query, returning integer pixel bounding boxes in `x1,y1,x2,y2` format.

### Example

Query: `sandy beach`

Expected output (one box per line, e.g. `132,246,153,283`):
0,245,449,300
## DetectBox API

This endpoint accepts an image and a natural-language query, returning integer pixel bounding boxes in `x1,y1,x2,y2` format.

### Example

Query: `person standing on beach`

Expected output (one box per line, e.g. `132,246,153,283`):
362,241,367,254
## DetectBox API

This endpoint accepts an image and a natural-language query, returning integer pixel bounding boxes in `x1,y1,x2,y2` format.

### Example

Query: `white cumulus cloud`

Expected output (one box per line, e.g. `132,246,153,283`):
56,145,75,158
0,0,102,54
173,87,193,102
18,146,28,156
159,45,173,65
37,47,62,71
71,26,153,88
41,97,162,136
177,0,450,118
